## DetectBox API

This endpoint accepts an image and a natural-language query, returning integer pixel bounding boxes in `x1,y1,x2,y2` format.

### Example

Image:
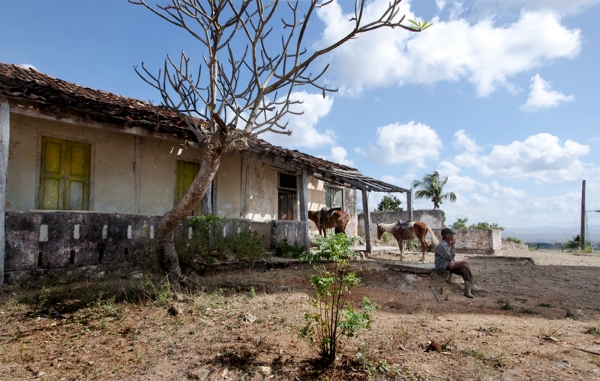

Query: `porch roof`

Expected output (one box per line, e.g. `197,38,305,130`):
0,63,408,193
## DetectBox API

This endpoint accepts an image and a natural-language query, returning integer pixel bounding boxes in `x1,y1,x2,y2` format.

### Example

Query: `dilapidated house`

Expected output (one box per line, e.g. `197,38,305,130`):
0,63,410,285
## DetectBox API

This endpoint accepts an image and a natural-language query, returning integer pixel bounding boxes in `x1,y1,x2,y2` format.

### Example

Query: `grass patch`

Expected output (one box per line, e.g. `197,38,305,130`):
496,298,511,310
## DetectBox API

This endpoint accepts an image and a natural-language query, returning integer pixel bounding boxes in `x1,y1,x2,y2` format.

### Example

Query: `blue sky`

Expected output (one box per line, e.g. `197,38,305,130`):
1,0,599,229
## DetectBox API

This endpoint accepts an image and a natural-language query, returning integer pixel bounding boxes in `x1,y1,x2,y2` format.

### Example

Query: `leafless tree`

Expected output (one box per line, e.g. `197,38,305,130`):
129,0,429,283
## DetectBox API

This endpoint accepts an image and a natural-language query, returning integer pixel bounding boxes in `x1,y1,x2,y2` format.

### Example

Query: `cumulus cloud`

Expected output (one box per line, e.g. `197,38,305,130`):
454,133,591,182
441,179,598,228
367,121,442,167
452,130,482,166
261,91,336,149
520,74,575,112
322,146,355,167
316,1,581,97
472,0,600,16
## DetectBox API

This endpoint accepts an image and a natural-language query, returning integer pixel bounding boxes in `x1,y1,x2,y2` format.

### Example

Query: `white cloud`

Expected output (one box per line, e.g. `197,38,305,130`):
455,133,592,182
473,0,600,16
520,74,575,112
368,121,442,167
441,179,600,228
18,63,37,70
261,91,336,149
316,1,581,97
322,146,355,167
452,129,482,166
449,1,466,20
436,0,447,11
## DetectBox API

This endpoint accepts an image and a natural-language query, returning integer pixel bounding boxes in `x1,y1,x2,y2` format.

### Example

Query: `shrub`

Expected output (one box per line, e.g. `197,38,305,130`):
376,194,403,212
275,237,306,258
450,217,468,230
506,237,522,244
563,235,593,253
469,221,504,230
176,214,265,268
300,233,377,364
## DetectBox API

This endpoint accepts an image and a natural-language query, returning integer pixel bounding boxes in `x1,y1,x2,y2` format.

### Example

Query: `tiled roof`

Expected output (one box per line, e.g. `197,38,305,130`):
0,62,407,192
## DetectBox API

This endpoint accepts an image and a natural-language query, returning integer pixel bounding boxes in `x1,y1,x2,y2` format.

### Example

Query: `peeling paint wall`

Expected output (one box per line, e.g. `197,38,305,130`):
243,158,278,221
431,228,502,254
3,211,255,283
137,138,174,214
7,114,139,212
214,153,242,218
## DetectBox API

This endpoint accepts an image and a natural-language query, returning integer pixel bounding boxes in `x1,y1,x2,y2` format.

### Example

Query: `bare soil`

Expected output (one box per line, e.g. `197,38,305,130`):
1,248,600,380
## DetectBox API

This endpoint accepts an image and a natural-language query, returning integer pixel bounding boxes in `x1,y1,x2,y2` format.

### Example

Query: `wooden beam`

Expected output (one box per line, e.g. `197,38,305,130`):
0,98,10,288
362,189,372,254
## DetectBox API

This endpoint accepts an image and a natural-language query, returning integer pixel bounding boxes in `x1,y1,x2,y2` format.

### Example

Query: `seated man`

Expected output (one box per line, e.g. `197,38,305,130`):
435,228,474,298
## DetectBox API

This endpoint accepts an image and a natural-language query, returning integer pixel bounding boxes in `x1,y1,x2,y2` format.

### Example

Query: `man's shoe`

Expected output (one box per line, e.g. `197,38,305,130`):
464,280,474,298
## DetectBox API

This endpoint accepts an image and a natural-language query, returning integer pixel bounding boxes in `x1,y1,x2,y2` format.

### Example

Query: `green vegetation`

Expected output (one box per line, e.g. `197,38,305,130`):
506,237,522,244
275,237,306,258
412,170,457,209
376,194,403,212
450,217,468,230
176,214,266,268
469,221,504,230
496,298,511,310
563,235,593,253
449,217,505,230
300,233,377,364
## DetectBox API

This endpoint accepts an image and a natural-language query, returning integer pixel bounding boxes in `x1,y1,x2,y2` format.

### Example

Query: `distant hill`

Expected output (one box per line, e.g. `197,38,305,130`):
502,225,600,244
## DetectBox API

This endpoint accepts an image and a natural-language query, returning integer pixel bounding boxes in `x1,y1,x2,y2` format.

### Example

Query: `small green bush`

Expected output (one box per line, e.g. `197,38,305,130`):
506,237,522,244
275,237,305,258
300,233,377,364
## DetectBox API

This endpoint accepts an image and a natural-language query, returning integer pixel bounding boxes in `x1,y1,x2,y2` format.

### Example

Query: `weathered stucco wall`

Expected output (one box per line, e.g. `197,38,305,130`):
6,114,209,216
270,220,308,249
344,188,358,236
434,228,502,254
243,158,278,221
214,153,242,219
4,211,257,283
307,176,325,212
8,114,139,212
138,139,204,215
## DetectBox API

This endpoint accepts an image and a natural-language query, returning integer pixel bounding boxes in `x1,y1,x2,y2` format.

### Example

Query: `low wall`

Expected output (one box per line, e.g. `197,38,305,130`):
358,210,446,238
431,228,502,255
4,211,298,284
270,220,309,250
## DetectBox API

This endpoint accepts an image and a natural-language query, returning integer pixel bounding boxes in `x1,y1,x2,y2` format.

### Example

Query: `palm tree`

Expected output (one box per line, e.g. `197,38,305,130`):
412,171,457,209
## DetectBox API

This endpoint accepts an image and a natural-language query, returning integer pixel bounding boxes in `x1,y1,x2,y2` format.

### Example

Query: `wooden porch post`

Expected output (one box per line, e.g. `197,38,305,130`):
0,99,10,288
407,189,413,221
362,189,372,254
299,170,310,252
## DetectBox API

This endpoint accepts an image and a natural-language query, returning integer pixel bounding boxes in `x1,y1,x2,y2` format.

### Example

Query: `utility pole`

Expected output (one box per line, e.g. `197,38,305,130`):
580,180,586,251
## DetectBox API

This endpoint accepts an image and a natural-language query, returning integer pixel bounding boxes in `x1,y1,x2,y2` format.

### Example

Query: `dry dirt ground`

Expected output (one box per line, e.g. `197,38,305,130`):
1,247,600,380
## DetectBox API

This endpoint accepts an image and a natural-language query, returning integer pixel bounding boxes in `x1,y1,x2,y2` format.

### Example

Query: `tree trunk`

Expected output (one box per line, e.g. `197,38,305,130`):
154,129,228,284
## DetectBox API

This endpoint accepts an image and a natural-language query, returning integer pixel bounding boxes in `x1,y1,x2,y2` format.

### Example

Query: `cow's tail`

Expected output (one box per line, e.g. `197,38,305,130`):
427,225,439,245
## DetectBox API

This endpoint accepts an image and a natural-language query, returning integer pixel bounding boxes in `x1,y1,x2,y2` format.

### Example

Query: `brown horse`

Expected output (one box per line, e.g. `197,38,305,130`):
376,221,439,261
308,209,350,237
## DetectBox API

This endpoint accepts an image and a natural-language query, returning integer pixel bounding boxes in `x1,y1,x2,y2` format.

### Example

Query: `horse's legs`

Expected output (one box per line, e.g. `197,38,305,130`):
397,238,404,261
418,234,427,261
